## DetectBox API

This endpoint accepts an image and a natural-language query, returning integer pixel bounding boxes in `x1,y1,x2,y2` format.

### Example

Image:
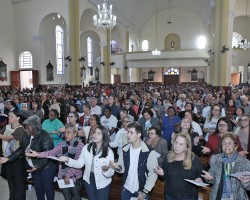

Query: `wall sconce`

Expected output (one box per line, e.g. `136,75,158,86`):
100,62,105,66
110,62,115,66
204,59,211,65
65,56,72,62
221,45,229,53
79,56,85,62
208,49,214,55
124,66,128,70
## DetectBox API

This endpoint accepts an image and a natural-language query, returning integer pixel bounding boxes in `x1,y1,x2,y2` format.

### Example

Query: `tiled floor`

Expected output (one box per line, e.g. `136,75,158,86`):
0,176,88,200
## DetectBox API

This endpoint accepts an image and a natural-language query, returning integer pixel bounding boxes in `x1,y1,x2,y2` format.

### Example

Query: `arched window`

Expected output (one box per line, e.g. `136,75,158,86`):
142,40,149,51
87,37,93,76
111,40,120,53
56,25,64,74
232,32,243,48
165,67,179,75
19,51,33,68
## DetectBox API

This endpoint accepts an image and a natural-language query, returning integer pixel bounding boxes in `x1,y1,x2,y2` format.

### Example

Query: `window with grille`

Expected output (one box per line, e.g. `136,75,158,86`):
56,25,64,74
87,37,93,76
165,67,179,75
19,51,33,68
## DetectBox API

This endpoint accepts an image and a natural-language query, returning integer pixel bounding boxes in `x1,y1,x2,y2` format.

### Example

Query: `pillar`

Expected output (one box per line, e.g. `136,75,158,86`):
68,0,81,86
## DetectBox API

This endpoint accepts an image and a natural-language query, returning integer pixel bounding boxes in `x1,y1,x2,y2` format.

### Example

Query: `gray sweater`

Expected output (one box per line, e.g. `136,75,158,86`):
208,154,250,200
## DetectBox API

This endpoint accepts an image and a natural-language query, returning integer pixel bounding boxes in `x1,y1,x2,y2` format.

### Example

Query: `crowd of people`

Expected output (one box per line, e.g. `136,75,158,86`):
0,82,249,200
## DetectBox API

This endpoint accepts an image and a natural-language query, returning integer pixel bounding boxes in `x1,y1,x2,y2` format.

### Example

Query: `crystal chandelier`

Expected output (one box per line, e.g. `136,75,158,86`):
93,0,117,30
152,0,161,56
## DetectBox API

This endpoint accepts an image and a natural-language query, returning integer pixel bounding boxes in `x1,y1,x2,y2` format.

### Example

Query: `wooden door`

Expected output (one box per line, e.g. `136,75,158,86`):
231,73,240,85
32,70,39,87
10,71,21,89
114,74,121,84
164,75,179,85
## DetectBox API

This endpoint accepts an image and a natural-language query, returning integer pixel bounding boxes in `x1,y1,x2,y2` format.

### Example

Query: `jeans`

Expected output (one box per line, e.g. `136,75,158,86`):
32,163,57,200
84,172,111,200
165,194,196,200
61,186,82,200
121,187,149,200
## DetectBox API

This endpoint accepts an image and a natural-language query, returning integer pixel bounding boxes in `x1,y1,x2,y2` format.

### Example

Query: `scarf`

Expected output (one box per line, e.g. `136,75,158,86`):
61,138,79,178
222,151,237,198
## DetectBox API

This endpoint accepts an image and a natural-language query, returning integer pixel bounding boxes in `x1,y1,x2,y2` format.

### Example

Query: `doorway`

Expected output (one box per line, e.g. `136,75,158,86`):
20,71,33,89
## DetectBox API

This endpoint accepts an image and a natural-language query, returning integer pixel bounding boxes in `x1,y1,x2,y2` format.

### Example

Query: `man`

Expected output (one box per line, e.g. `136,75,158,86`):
90,97,102,116
102,95,120,118
100,106,118,141
176,94,186,112
110,124,158,200
241,96,250,114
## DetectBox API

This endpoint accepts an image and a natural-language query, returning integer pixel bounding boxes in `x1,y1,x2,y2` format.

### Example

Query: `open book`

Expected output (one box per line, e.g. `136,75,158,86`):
184,179,209,187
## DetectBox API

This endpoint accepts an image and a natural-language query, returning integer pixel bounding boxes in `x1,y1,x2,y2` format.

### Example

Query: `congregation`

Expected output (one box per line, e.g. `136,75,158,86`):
0,82,249,200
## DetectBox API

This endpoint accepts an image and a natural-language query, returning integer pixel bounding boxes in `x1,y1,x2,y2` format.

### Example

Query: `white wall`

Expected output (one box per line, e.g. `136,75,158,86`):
141,8,207,51
0,1,16,85
13,0,69,84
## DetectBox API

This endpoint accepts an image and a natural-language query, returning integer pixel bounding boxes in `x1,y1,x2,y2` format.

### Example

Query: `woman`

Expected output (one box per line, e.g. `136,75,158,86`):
174,118,203,156
22,97,44,121
0,109,26,200
58,125,115,200
236,114,250,158
231,106,245,132
49,97,61,117
26,124,84,200
184,110,203,136
202,117,244,156
124,100,138,121
154,132,203,200
42,109,64,147
138,108,160,139
203,104,224,141
162,106,181,147
145,126,168,167
202,132,250,199
109,115,133,157
82,114,100,144
0,115,56,200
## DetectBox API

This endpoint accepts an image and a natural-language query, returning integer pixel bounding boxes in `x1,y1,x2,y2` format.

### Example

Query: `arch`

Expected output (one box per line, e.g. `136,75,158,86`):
232,32,243,48
165,67,179,75
165,33,181,50
19,51,33,68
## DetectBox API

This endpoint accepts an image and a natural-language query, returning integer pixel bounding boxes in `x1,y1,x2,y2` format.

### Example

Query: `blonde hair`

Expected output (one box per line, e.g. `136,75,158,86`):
167,132,194,170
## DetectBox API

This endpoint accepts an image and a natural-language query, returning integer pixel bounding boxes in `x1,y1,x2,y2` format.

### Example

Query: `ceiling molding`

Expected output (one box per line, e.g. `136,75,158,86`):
11,0,30,4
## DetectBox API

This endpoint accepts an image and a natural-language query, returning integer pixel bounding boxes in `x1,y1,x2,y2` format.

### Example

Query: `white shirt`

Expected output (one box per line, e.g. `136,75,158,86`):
191,121,203,136
91,105,102,115
109,128,128,156
67,144,115,189
100,115,118,141
124,146,141,193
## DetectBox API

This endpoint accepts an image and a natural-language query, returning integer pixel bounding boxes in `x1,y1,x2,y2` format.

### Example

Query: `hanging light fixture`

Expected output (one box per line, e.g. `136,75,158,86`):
152,0,161,56
238,0,250,50
167,0,172,24
93,0,117,30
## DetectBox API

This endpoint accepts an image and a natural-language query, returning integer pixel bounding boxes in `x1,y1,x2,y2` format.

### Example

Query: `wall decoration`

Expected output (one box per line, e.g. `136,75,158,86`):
0,59,7,81
191,68,198,81
46,61,54,81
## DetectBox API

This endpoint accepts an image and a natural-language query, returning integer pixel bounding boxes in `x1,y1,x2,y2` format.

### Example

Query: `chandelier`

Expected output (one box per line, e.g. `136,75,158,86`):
152,0,161,56
93,0,117,30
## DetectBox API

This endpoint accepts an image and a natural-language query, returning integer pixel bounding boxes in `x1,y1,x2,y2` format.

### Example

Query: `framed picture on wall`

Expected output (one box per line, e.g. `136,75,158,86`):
191,68,198,81
0,59,7,81
46,61,54,81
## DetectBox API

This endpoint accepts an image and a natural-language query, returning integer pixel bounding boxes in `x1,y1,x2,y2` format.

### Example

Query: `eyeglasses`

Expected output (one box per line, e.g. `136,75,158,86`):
125,103,130,105
222,142,235,146
67,116,75,118
123,120,130,123
212,109,221,112
240,118,249,122
65,131,74,135
218,124,228,127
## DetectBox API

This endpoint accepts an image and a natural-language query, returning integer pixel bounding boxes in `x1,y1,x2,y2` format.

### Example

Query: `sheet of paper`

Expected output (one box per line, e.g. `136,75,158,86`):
130,197,146,200
46,156,60,161
57,179,74,189
230,171,250,179
184,179,209,187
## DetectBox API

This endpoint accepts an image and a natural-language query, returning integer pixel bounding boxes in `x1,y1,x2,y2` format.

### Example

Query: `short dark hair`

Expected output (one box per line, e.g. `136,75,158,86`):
148,126,161,137
128,123,143,140
142,108,154,118
215,117,232,134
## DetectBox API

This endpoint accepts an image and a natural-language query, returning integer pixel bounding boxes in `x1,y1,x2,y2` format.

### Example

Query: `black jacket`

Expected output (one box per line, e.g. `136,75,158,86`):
8,129,54,173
